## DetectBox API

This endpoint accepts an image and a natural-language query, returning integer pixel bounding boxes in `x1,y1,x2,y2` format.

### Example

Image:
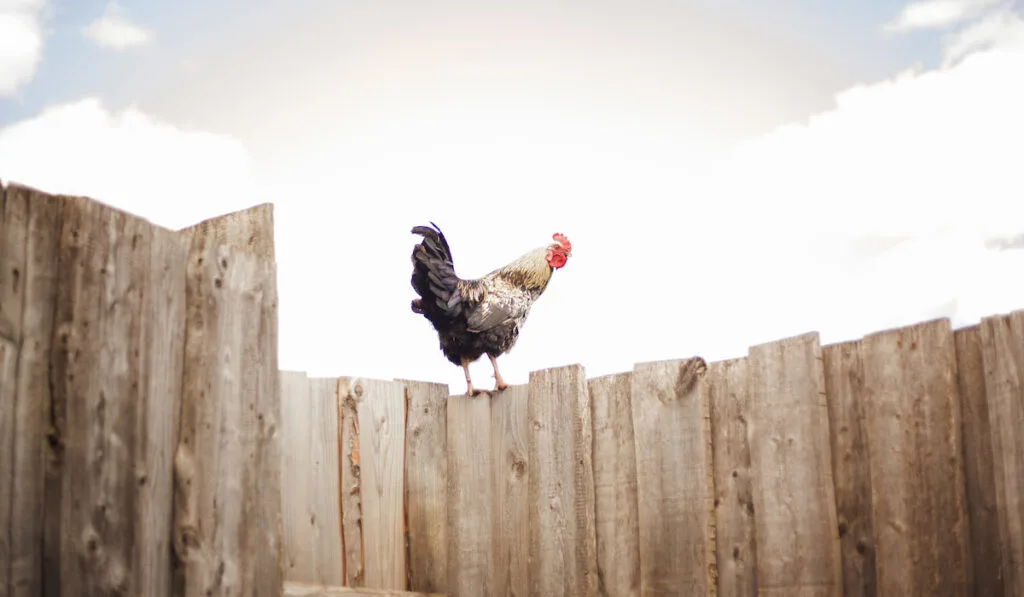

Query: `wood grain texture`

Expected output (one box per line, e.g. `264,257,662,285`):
706,358,756,597
954,326,1006,597
311,378,345,586
821,341,877,597
490,384,530,597
588,373,640,597
860,319,969,597
178,203,275,262
979,310,1024,597
631,358,715,597
747,332,841,597
400,379,449,594
283,580,443,597
0,184,61,597
446,392,492,597
338,378,365,587
174,206,281,597
281,371,315,581
346,378,407,590
528,364,598,597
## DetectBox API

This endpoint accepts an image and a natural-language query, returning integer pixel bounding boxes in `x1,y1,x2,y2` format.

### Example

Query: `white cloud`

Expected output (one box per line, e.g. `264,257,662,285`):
883,0,1005,32
0,0,46,96
942,8,1024,64
0,98,259,229
82,2,152,50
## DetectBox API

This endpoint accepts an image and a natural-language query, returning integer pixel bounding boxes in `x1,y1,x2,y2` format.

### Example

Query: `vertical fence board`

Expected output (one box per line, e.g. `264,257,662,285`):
348,378,406,590
281,371,315,581
748,332,841,597
491,385,530,597
860,319,969,597
706,358,756,597
338,378,365,587
954,326,1006,597
135,225,188,597
821,341,876,597
311,378,345,586
401,380,449,594
446,393,492,597
979,310,1024,597
1,185,61,597
589,373,641,597
528,365,598,597
631,358,715,597
175,206,281,597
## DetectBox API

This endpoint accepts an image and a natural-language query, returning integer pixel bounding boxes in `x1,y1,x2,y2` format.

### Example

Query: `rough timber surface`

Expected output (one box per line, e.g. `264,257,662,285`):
490,384,530,597
821,341,877,597
954,326,1006,597
399,379,449,594
174,205,281,597
979,310,1024,597
283,580,443,597
747,332,841,597
631,357,715,597
706,358,756,597
859,319,969,597
445,390,493,597
589,373,641,597
528,364,598,597
0,184,62,597
338,378,365,587
345,378,407,590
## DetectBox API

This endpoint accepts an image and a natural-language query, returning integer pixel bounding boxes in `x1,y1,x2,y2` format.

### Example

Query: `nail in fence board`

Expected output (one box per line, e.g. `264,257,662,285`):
631,357,715,597
859,319,969,597
954,326,1007,597
490,384,530,597
400,380,449,594
528,364,598,597
446,392,493,597
589,373,641,597
979,310,1024,597
706,358,757,597
821,341,877,597
748,332,842,597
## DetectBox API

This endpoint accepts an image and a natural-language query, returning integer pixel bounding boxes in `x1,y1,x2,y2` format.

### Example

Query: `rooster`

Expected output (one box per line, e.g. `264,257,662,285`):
410,223,572,396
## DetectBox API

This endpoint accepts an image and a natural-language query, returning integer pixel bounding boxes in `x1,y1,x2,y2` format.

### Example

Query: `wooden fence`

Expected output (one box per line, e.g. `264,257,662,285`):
280,314,1024,597
0,182,282,596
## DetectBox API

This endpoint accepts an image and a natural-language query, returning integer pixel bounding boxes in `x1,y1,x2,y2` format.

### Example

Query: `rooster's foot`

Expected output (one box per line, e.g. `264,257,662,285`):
492,382,509,393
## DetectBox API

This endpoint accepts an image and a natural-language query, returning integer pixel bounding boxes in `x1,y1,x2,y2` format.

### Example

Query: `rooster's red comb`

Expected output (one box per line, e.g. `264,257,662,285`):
553,233,571,252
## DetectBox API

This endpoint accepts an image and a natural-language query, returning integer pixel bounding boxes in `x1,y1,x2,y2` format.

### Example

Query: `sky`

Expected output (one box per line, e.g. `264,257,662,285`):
1,0,1023,392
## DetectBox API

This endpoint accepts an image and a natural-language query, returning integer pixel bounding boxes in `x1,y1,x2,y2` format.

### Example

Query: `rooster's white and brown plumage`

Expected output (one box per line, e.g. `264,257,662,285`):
410,223,572,396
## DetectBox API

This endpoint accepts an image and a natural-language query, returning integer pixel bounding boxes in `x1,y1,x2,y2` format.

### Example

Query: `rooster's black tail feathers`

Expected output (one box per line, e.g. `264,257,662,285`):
410,223,464,329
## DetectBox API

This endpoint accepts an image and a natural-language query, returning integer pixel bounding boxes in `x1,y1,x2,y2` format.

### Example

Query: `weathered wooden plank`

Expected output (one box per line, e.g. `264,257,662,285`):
311,377,345,586
345,378,406,590
491,384,530,597
446,392,492,597
589,373,640,597
706,358,756,597
631,358,715,597
280,371,316,581
747,332,841,597
174,208,281,597
338,378,365,587
400,379,448,593
283,580,443,597
1,184,61,597
979,310,1024,597
859,319,969,597
178,203,276,262
821,341,876,597
954,326,1006,597
528,364,598,597
134,224,188,596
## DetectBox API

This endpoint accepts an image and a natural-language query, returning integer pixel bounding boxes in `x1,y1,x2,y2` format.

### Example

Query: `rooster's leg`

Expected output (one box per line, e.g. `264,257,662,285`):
462,357,484,397
488,354,510,393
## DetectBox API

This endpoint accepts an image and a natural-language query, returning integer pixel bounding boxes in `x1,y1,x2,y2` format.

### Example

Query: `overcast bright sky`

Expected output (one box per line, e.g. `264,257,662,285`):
2,0,1023,391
